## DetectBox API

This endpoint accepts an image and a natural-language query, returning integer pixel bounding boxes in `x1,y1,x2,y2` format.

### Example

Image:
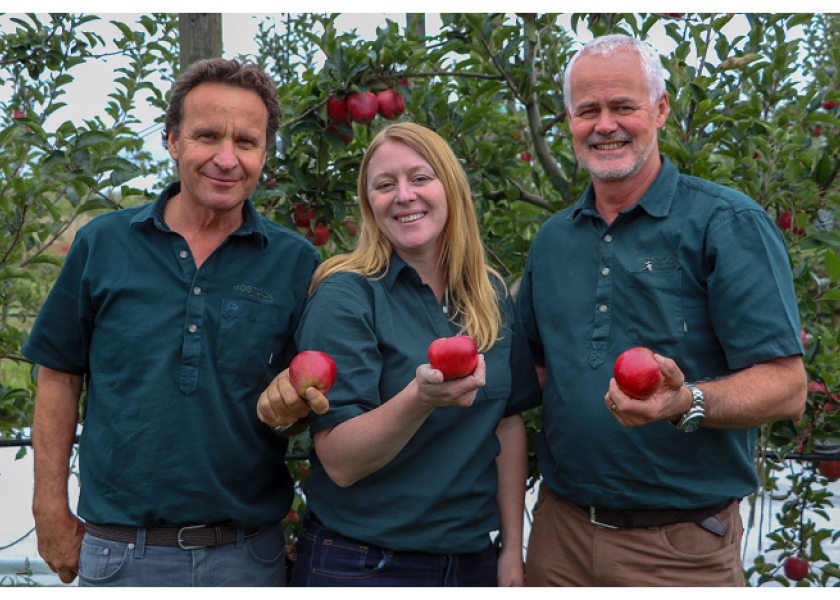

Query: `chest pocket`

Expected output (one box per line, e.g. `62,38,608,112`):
216,298,280,377
626,270,685,346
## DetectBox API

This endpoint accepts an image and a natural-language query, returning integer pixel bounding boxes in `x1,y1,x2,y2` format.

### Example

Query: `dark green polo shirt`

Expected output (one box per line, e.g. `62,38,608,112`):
23,182,320,527
516,156,802,510
299,254,540,554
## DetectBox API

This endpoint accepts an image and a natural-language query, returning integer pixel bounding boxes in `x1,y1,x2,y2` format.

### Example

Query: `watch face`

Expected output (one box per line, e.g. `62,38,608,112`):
680,412,705,433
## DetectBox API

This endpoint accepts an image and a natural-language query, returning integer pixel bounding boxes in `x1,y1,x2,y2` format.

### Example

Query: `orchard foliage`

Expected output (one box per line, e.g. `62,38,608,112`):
2,12,840,586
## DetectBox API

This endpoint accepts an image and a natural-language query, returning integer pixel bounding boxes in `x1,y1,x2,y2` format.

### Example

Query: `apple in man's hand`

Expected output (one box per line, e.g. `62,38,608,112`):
428,335,478,380
613,347,663,400
289,351,337,397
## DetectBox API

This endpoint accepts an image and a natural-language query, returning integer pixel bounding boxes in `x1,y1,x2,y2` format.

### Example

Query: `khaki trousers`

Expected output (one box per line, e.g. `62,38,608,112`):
525,484,745,587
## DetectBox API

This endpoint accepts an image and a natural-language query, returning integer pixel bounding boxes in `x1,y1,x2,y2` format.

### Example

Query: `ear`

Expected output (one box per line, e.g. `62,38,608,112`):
167,132,180,162
655,91,670,129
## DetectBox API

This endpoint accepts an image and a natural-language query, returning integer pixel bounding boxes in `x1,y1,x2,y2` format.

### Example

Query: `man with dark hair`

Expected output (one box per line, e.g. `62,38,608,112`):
24,58,324,587
516,35,807,586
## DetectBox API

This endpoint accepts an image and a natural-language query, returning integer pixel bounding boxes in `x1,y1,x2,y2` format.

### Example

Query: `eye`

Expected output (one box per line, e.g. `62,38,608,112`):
616,106,634,114
375,181,395,191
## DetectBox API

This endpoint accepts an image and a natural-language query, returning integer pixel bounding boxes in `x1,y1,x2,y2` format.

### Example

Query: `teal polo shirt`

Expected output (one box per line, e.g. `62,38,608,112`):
299,254,540,554
23,182,320,527
516,156,802,510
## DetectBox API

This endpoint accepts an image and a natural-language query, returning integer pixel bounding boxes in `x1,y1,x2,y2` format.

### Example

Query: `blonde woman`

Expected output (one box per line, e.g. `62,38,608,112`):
279,123,539,586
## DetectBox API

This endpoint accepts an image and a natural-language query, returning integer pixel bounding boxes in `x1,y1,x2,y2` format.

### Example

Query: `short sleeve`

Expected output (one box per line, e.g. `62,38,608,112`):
515,246,546,367
295,273,383,433
22,230,95,374
503,294,542,416
706,207,803,370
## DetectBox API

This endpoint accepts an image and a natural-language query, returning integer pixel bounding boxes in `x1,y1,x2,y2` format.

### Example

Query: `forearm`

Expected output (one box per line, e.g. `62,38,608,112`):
692,355,807,428
495,414,526,555
314,379,435,487
32,367,83,517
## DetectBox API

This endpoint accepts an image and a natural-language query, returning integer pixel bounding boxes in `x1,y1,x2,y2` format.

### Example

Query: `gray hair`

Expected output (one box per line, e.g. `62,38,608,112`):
563,34,666,108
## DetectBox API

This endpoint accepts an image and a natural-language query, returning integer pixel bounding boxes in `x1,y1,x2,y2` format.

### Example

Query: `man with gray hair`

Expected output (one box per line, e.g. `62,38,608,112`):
516,34,806,586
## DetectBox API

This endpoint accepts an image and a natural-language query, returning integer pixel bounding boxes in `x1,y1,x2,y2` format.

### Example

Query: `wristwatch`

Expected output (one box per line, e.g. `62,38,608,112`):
673,383,706,432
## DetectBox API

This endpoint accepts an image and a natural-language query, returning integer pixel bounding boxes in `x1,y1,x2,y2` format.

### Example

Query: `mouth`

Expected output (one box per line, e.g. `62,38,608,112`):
592,141,630,151
395,212,426,224
204,174,240,187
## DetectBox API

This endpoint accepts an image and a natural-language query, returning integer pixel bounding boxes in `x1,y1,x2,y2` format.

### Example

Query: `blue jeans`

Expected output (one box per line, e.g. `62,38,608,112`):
290,511,497,587
78,520,286,587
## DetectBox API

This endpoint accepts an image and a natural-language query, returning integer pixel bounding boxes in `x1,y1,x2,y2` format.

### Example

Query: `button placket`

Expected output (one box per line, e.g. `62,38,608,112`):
180,273,207,395
590,229,617,368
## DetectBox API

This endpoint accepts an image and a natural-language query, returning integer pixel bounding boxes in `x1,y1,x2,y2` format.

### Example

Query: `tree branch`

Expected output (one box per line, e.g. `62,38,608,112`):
483,242,513,277
523,36,565,182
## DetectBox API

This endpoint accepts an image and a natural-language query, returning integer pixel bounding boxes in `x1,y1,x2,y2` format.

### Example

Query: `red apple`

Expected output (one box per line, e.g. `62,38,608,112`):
809,381,826,393
521,152,532,162
264,179,279,188
347,91,378,124
801,329,808,348
308,224,330,246
613,347,663,400
778,210,793,231
327,95,348,120
293,203,317,228
288,350,337,397
340,218,359,237
428,336,478,380
784,556,808,581
376,88,405,120
13,110,25,119
822,100,839,110
395,79,410,89
326,116,353,145
814,126,822,136
819,461,840,482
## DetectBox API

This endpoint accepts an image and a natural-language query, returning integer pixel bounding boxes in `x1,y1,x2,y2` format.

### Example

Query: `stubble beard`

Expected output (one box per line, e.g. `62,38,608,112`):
577,131,656,182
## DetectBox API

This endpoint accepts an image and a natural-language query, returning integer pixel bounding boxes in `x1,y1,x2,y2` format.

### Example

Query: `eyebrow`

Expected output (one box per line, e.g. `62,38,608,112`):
575,97,638,111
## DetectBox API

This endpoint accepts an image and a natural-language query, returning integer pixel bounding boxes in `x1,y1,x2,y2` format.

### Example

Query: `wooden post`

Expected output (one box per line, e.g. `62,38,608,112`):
179,13,223,75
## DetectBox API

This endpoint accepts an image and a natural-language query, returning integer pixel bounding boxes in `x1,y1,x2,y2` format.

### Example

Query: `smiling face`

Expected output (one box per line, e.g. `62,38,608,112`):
167,82,268,217
567,50,669,183
366,139,449,265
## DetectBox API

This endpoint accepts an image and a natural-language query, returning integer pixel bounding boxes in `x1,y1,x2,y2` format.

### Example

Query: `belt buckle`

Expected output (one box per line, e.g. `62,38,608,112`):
178,524,207,550
589,507,618,530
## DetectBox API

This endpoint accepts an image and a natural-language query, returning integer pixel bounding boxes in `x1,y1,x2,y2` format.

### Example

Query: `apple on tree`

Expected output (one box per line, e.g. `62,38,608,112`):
613,347,663,400
521,152,532,162
308,224,330,247
376,88,405,120
347,91,378,125
783,556,808,581
289,350,337,397
428,335,479,380
327,95,348,120
819,460,840,482
340,218,359,237
293,203,317,229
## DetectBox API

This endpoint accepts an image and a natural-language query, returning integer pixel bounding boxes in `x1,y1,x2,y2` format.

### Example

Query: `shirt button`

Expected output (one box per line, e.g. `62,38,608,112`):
180,251,188,259
189,324,198,333
604,234,613,242
601,267,610,276
194,287,202,296
599,304,608,313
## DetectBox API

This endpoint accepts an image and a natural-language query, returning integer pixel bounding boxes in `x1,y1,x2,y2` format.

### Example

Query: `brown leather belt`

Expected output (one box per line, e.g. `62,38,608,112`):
577,501,733,530
85,522,259,549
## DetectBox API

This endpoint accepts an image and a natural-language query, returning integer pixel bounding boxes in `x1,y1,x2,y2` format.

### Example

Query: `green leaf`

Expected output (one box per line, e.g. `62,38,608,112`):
825,251,840,283
28,254,63,267
75,131,112,149
0,267,33,282
819,288,840,301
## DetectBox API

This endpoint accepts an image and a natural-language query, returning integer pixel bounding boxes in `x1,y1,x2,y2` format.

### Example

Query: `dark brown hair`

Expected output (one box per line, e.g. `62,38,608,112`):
162,58,281,149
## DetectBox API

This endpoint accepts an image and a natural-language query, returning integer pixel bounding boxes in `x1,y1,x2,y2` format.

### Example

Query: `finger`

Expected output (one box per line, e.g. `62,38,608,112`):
654,354,684,387
471,354,487,386
305,388,329,415
58,567,77,584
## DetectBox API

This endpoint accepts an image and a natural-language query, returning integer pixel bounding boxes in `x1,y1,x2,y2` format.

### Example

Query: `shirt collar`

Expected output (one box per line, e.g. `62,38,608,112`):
381,252,424,290
130,181,269,248
571,154,679,221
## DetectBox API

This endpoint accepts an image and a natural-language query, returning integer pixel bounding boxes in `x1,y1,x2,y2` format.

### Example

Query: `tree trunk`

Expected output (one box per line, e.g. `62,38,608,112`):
179,13,223,75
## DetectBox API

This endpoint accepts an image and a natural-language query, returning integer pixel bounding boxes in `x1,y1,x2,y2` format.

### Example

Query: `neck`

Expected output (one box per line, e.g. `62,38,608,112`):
593,154,662,225
163,192,244,240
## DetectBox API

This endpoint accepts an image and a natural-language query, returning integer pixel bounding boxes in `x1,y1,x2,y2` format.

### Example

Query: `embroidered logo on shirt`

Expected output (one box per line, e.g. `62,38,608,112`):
636,255,678,267
233,283,274,302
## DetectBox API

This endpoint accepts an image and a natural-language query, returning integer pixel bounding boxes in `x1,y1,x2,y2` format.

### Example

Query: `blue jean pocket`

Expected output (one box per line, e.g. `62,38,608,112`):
78,535,130,583
247,522,286,565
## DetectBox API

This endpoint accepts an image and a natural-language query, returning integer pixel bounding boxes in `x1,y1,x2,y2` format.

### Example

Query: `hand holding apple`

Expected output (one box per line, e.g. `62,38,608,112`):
414,354,486,409
605,351,688,428
256,353,333,430
614,347,663,399
289,350,337,396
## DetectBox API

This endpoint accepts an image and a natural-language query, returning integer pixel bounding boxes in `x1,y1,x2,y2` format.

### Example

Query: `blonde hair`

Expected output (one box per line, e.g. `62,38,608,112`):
309,122,504,352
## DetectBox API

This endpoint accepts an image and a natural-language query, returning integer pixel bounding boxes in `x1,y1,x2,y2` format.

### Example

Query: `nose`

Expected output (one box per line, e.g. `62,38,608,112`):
395,178,416,203
594,109,619,135
213,138,239,171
